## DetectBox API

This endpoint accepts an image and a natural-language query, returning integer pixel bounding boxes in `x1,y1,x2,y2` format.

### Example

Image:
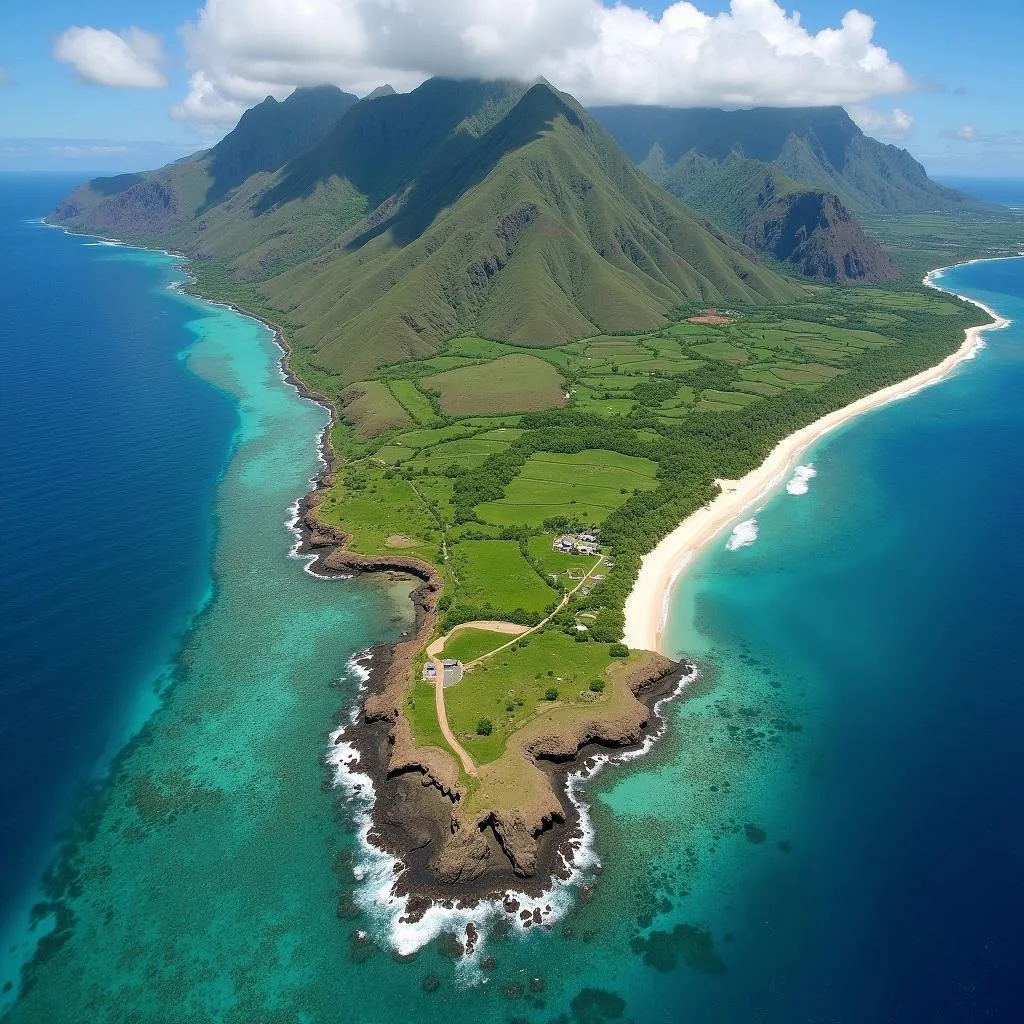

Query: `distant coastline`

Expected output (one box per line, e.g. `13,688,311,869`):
623,257,1017,655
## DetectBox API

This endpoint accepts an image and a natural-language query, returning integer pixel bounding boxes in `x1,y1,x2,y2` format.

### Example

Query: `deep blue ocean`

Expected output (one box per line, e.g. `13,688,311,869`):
0,174,238,929
936,176,1024,208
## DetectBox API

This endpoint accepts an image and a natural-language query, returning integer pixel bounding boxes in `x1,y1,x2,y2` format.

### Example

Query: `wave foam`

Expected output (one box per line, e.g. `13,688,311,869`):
327,658,697,963
726,518,759,550
786,464,817,495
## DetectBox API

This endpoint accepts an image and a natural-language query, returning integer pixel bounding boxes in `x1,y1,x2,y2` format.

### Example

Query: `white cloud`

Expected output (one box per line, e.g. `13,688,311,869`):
848,104,914,141
954,124,976,142
172,0,912,126
54,27,166,88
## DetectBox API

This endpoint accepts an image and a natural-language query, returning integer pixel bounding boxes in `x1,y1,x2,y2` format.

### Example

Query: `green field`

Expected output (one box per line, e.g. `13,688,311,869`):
442,631,627,763
441,626,516,664
448,540,556,617
387,379,439,425
421,354,566,416
477,450,658,528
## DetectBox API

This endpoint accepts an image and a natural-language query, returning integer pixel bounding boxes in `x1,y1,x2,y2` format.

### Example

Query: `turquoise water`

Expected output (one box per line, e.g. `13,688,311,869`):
5,216,1023,1020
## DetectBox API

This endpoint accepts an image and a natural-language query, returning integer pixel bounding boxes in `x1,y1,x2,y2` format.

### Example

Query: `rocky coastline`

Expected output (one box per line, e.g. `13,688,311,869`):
297,500,693,909
175,252,697,911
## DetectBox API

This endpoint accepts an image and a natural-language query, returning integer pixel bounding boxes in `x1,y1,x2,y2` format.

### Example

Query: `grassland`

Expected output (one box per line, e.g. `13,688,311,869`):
437,631,634,764
448,540,557,617
420,353,566,416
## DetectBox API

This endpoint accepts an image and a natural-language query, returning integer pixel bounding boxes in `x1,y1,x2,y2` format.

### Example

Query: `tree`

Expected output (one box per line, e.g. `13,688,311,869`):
609,642,629,658
589,679,605,693
545,687,559,701
476,718,493,736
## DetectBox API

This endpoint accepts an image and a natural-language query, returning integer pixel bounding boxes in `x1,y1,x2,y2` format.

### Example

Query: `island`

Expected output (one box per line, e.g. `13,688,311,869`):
48,75,1018,910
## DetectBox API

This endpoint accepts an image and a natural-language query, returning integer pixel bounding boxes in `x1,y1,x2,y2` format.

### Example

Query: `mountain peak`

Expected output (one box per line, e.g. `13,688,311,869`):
366,84,396,100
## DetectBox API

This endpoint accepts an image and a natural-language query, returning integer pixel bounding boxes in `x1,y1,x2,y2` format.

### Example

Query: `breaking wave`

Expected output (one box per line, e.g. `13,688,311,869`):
786,464,817,495
327,654,697,966
726,518,759,551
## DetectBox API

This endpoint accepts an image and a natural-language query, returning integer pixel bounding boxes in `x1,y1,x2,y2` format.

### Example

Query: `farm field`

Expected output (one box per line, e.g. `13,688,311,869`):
441,626,516,664
448,540,557,618
310,283,986,774
421,353,566,416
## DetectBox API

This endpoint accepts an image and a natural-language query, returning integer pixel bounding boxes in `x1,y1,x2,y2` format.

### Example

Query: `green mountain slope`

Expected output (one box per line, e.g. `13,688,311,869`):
53,84,361,269
52,79,803,387
640,148,898,283
590,105,991,215
259,83,803,382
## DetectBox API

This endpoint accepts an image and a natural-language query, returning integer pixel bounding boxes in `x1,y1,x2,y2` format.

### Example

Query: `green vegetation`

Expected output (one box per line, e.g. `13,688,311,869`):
441,627,515,664
49,74,1016,801
421,354,566,416
448,541,556,619
441,631,643,763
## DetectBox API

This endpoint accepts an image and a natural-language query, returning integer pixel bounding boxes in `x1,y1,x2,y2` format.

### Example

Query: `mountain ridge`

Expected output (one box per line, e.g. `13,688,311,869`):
51,78,803,385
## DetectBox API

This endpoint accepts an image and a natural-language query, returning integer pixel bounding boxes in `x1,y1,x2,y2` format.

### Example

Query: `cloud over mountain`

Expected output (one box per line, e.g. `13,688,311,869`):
53,27,166,89
173,0,911,126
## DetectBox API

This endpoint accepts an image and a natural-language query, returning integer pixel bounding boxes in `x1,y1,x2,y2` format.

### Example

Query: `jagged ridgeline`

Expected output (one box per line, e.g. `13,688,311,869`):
590,105,992,284
53,78,801,384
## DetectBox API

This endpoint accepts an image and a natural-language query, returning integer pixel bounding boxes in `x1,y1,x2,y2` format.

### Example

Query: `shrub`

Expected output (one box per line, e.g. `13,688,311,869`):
589,679,605,693
545,688,559,701
476,718,493,736
609,642,629,658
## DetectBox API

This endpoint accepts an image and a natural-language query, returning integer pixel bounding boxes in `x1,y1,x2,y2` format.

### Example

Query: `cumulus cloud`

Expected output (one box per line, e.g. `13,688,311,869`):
172,0,912,126
54,27,166,88
947,124,977,142
849,104,914,141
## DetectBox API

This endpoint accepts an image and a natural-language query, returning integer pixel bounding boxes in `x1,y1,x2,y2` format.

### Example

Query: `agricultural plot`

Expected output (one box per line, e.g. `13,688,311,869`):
448,540,556,617
340,381,412,439
421,353,565,415
477,450,658,528
387,379,439,425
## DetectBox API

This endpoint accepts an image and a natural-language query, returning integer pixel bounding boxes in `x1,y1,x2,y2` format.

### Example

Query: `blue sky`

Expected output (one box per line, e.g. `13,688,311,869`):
0,0,1021,174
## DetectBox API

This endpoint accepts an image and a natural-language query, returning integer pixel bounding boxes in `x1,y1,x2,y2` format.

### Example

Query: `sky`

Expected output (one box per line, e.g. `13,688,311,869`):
0,0,1021,175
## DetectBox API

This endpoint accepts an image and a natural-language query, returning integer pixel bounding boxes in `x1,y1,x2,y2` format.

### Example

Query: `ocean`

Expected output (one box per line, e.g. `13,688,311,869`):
2,172,1022,1022
935,176,1024,209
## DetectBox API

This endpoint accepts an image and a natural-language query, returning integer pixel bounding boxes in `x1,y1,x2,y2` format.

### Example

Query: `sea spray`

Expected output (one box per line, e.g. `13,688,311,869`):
726,518,759,550
786,464,817,495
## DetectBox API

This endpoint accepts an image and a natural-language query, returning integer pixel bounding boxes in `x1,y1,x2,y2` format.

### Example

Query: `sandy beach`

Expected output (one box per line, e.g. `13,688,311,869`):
623,275,1012,654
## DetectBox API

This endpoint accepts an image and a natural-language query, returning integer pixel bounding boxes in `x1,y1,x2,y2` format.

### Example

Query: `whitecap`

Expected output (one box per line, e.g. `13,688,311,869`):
786,464,817,495
726,518,758,550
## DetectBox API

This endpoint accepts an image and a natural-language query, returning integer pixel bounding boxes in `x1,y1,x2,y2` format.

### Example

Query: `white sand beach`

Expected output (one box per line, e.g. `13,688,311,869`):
623,281,1011,654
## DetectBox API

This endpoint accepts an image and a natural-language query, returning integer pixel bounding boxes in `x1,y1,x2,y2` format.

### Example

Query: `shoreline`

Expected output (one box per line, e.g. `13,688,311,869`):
623,260,1015,655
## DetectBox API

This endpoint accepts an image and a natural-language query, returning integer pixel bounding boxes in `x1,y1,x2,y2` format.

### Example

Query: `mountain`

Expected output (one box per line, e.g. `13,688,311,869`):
53,84,361,269
640,148,898,283
589,105,990,215
52,79,803,386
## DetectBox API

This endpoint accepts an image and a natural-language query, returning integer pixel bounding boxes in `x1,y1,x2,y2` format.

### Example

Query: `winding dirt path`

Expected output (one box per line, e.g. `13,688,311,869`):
426,556,606,777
